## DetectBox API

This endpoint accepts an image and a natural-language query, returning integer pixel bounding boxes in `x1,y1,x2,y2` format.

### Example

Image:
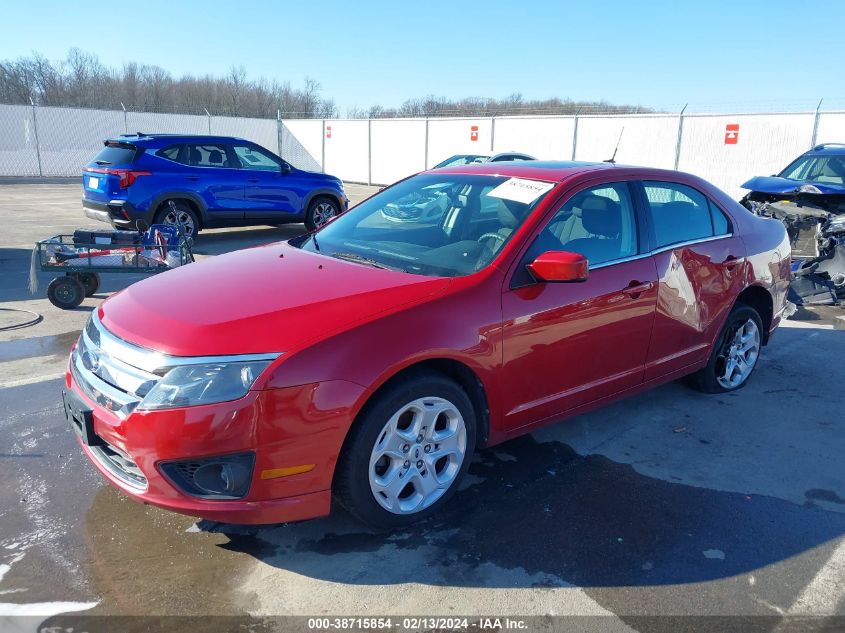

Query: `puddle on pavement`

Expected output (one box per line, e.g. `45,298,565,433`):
77,487,259,616
0,330,79,362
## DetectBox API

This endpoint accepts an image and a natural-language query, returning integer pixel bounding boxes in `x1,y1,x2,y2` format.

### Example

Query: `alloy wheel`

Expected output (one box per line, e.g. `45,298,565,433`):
368,396,467,515
312,201,337,228
161,208,196,237
716,317,761,389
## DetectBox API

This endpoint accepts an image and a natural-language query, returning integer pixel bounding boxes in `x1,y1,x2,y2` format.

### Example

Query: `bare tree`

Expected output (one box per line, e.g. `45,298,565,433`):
0,48,650,118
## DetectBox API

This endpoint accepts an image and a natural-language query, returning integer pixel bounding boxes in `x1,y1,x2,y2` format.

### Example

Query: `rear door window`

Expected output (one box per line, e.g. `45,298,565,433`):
642,181,730,249
93,143,138,165
185,144,236,168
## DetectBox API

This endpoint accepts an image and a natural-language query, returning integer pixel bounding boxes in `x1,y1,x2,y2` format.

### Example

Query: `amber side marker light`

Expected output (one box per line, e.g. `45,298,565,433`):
260,464,316,479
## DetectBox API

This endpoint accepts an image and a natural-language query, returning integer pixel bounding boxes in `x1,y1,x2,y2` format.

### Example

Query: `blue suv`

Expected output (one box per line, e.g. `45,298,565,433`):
82,134,348,236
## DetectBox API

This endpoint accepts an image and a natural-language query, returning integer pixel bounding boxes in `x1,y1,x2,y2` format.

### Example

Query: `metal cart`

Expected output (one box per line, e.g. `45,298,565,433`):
33,221,194,310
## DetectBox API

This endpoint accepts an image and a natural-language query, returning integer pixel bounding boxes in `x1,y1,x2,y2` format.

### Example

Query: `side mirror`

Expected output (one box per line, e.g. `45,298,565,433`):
527,251,588,283
281,162,292,174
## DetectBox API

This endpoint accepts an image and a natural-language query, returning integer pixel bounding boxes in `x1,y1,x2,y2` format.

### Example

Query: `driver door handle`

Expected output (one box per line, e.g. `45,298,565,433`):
622,281,654,298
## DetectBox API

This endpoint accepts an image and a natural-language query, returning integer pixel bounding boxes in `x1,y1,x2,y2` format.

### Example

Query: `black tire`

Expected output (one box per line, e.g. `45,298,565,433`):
689,303,764,394
305,196,340,232
154,200,200,238
334,371,477,529
47,276,85,310
69,272,100,297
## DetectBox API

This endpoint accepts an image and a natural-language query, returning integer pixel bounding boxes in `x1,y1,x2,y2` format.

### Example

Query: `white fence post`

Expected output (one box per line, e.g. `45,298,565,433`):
571,107,582,160
276,109,282,156
811,99,823,149
490,116,496,152
29,97,43,177
120,102,128,133
424,117,429,170
367,118,372,185
674,104,687,170
204,108,211,134
321,119,326,173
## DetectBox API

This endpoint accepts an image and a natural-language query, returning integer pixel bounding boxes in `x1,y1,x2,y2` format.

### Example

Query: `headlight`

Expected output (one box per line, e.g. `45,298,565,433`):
138,360,272,411
798,184,823,194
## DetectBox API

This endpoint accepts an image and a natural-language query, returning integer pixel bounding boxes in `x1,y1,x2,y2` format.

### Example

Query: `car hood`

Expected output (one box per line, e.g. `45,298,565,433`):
99,243,452,357
741,175,845,195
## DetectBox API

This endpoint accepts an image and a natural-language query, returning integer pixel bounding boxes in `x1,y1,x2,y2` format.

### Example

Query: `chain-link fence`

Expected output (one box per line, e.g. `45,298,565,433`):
2,102,845,198
0,103,281,178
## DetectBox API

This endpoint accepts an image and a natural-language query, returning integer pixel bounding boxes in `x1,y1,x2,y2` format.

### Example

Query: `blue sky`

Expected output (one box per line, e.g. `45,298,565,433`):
1,0,843,113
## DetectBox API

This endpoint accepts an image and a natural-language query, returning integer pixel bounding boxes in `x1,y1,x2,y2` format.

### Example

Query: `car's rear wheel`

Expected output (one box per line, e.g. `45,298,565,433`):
154,201,199,238
334,372,476,528
305,197,340,232
690,304,763,393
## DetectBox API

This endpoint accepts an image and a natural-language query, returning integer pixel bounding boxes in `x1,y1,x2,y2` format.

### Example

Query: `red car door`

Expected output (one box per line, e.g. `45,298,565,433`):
500,181,658,433
636,180,747,380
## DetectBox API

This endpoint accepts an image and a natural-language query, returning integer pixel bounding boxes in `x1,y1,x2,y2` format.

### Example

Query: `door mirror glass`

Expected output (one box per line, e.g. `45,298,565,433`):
527,251,588,283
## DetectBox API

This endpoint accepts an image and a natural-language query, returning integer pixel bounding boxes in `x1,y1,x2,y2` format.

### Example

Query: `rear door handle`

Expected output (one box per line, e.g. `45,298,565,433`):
185,176,199,181
622,281,654,298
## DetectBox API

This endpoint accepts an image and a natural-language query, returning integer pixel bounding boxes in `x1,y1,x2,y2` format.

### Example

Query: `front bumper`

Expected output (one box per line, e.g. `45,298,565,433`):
66,366,366,524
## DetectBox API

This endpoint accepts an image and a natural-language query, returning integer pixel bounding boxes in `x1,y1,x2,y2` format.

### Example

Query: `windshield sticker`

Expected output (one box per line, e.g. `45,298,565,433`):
487,178,554,204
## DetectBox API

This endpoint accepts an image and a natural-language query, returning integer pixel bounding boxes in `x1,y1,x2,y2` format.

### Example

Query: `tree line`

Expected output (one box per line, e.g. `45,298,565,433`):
0,49,651,119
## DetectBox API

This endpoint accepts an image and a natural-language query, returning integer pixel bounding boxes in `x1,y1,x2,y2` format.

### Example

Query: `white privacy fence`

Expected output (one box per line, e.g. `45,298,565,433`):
1,103,844,199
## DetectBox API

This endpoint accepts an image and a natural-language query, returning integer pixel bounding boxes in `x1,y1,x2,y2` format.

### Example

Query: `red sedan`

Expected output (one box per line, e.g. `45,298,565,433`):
64,161,791,528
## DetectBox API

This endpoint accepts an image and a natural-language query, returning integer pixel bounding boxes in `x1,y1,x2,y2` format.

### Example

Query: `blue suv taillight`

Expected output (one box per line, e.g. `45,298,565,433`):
86,168,151,188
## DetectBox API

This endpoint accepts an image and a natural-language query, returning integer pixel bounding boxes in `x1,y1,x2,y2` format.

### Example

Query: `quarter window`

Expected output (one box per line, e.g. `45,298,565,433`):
642,182,730,248
156,145,182,161
185,144,234,168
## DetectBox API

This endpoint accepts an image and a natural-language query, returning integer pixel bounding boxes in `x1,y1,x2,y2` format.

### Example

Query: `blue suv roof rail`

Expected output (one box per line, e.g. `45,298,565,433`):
812,142,845,151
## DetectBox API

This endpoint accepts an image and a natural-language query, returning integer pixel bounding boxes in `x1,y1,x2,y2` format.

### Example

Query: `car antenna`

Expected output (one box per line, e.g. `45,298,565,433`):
605,127,624,164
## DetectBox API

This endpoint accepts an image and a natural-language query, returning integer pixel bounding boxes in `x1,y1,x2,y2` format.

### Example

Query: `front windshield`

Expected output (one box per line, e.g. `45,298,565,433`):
434,155,489,168
779,155,845,185
294,174,556,277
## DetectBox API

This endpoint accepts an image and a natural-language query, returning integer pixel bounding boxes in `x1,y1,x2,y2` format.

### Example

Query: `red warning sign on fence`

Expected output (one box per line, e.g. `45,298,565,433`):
326,125,332,139
470,125,479,142
724,123,739,145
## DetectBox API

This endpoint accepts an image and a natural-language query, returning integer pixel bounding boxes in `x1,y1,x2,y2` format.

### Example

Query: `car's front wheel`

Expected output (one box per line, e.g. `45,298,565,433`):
690,303,763,393
334,372,476,528
305,197,340,232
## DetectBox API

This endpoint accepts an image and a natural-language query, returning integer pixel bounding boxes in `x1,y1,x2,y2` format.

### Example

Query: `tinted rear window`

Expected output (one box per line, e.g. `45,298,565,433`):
93,143,138,165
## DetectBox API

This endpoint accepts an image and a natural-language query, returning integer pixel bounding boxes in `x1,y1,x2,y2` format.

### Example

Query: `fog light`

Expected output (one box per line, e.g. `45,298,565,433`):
160,452,255,500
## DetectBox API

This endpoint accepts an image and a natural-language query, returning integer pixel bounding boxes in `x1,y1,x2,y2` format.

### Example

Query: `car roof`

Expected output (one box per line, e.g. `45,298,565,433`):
431,160,616,181
105,134,249,147
805,143,845,156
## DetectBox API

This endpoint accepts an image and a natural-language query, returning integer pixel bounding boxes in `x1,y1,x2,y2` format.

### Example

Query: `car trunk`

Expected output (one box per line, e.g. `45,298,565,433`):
83,142,142,204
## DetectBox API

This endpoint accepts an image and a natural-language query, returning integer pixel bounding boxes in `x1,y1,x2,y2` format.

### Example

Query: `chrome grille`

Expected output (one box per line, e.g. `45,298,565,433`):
89,442,148,490
72,313,163,418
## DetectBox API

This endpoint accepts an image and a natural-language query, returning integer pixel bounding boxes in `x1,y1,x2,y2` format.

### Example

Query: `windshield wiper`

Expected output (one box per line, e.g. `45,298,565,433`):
330,252,400,271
